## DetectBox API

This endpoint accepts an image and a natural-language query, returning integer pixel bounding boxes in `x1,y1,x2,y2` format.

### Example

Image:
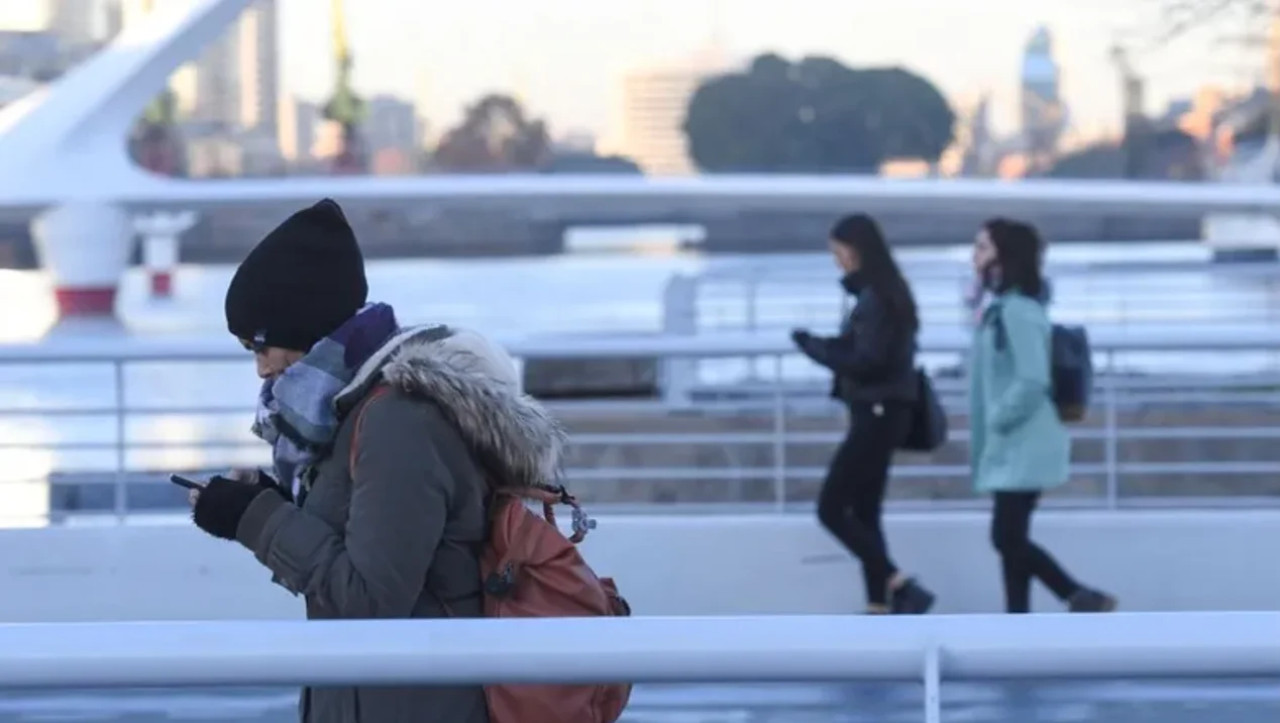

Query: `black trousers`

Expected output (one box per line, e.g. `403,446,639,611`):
817,402,911,605
991,491,1081,612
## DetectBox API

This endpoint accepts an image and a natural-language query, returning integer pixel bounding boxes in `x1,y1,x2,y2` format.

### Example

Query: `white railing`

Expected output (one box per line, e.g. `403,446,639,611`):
10,323,1280,360
2,327,1280,524
681,259,1280,331
0,614,1277,722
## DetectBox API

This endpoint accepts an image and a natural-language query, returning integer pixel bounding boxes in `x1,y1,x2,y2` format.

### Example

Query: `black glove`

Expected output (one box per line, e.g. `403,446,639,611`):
244,468,292,503
192,475,273,541
790,328,825,361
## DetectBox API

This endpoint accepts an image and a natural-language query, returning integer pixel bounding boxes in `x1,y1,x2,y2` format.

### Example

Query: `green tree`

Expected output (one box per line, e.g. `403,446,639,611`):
540,152,642,174
683,54,956,173
130,88,185,177
1046,128,1204,181
433,94,551,171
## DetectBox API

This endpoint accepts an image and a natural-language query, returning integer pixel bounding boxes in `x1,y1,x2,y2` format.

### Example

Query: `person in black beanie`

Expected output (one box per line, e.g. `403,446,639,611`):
225,197,369,357
185,199,567,721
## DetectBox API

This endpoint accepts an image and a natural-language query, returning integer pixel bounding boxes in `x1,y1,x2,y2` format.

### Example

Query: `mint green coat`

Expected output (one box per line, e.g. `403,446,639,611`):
968,292,1071,493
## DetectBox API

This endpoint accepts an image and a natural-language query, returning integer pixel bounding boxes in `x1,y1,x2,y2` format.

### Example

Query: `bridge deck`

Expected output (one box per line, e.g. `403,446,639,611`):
0,681,1276,722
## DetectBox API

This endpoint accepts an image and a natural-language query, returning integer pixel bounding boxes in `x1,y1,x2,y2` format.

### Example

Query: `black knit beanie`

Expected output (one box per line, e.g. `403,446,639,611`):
224,198,368,352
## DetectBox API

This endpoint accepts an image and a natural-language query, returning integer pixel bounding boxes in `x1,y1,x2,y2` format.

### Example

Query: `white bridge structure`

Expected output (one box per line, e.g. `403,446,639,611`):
0,614,1276,723
2,0,1280,316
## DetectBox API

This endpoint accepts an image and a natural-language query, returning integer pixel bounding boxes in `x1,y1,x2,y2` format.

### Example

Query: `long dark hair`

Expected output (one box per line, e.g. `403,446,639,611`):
983,217,1045,300
831,214,919,331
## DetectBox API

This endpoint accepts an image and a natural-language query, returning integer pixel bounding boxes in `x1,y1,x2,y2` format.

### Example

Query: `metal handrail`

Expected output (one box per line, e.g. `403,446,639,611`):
5,325,1280,360
687,259,1280,330
697,256,1280,279
0,330,1278,523
0,613,1276,723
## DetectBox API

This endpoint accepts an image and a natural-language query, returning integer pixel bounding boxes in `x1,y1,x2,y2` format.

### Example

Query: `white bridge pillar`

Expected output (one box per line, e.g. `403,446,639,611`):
31,203,133,317
661,274,698,407
134,211,196,299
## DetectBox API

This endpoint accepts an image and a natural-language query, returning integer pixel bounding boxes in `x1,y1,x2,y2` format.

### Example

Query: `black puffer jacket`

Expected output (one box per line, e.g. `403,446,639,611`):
810,273,919,405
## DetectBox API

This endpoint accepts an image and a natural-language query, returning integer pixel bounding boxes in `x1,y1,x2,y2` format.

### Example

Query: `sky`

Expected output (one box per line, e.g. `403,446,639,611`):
3,0,1271,141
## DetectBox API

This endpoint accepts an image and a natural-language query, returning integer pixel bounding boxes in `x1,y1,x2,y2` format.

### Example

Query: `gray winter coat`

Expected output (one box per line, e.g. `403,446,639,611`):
234,326,567,723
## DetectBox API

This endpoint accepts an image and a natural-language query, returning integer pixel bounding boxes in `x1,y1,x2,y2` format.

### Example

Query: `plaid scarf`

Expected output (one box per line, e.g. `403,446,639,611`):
252,302,399,502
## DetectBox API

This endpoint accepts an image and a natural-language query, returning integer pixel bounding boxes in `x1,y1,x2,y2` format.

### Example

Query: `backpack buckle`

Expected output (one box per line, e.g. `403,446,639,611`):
571,506,597,538
485,563,516,597
548,484,573,505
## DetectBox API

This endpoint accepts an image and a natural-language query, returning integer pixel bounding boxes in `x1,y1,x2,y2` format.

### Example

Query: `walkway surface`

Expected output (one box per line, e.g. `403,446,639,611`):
0,680,1276,722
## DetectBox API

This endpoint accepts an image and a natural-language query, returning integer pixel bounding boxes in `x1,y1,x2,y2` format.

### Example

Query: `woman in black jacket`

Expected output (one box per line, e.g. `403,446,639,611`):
792,214,934,614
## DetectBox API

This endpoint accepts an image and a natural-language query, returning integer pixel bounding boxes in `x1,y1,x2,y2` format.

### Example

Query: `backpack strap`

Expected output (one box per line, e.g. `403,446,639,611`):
346,384,481,618
985,303,1009,352
347,384,393,479
503,483,596,544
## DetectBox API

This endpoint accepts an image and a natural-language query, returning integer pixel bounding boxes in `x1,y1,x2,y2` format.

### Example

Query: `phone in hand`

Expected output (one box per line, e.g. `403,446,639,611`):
169,474,206,491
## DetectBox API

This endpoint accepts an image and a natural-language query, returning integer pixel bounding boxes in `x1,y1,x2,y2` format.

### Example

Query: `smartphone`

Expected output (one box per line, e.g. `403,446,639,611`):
169,474,205,491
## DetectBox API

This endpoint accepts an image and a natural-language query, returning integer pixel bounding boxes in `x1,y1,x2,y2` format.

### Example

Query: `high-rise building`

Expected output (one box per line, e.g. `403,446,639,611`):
365,95,419,153
0,30,61,78
115,0,280,176
618,58,723,175
102,0,121,38
47,0,100,47
235,0,276,133
168,0,278,135
0,1,103,45
1020,26,1066,171
363,95,421,175
278,95,319,164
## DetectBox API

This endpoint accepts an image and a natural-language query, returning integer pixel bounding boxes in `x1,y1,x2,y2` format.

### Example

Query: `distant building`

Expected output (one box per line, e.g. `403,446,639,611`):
1210,87,1279,181
102,0,121,38
1020,26,1066,173
310,119,346,163
0,0,109,73
185,126,282,177
370,147,416,176
277,96,319,166
365,95,420,156
0,30,60,78
115,0,282,177
1172,86,1231,142
47,0,102,48
0,0,107,78
169,0,278,135
617,55,726,175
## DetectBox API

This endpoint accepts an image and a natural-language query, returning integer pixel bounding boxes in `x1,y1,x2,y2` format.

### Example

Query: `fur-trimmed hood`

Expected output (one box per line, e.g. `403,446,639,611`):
334,325,565,488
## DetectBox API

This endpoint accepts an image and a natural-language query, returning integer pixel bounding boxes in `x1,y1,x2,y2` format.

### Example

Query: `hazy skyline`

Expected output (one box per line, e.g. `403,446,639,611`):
5,0,1270,141
270,0,1261,142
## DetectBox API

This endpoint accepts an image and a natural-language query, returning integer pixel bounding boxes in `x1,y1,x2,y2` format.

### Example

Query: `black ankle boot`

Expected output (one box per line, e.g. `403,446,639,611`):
891,578,936,614
1068,587,1117,613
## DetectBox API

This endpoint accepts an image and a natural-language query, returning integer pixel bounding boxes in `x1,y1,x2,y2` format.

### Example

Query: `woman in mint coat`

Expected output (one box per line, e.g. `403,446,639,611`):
969,218,1116,614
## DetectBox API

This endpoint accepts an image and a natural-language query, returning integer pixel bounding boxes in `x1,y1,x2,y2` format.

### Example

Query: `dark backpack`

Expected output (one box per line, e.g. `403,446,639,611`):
1049,324,1092,422
992,315,1092,423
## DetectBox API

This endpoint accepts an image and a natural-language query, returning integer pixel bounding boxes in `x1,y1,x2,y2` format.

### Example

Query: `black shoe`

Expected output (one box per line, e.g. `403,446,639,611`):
1068,587,1117,613
891,578,935,614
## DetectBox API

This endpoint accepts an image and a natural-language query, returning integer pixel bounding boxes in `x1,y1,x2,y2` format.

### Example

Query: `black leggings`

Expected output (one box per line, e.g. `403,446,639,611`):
991,491,1081,613
817,402,911,606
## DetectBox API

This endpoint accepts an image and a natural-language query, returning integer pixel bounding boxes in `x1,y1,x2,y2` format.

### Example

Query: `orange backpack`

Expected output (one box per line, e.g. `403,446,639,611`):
478,485,632,723
350,388,632,723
